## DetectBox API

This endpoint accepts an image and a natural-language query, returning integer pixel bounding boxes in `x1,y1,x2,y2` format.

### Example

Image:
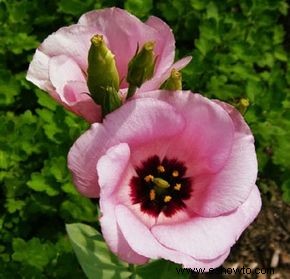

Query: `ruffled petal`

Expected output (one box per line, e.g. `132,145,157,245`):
103,98,185,148
49,55,86,103
189,131,257,216
152,186,261,260
186,101,257,216
26,49,54,92
39,24,96,71
136,91,234,175
116,204,231,271
67,123,114,197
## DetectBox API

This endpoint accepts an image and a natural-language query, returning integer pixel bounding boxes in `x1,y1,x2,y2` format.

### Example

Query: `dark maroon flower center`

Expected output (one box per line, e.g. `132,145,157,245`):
130,155,192,217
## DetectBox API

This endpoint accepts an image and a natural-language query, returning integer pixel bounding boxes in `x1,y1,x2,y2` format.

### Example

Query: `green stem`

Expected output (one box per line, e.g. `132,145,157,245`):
126,84,137,100
129,264,136,278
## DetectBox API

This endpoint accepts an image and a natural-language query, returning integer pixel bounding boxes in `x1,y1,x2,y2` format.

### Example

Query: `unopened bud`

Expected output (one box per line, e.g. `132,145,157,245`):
101,86,122,117
126,41,157,99
87,34,120,106
237,98,250,115
87,35,121,117
160,68,182,90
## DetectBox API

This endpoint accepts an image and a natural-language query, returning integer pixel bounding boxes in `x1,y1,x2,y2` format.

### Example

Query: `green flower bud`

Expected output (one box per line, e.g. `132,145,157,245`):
101,86,122,117
160,68,182,90
87,34,121,117
126,41,157,99
236,98,250,115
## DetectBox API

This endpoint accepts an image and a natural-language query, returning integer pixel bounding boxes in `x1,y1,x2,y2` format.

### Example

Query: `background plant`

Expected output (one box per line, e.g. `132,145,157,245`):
1,0,289,278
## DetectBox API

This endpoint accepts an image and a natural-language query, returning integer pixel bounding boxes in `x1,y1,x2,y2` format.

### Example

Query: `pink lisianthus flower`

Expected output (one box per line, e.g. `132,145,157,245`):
68,90,261,269
26,7,191,123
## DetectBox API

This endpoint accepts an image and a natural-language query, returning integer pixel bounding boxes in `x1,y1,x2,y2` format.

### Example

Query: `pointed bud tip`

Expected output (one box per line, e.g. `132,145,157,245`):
240,98,250,107
160,68,182,90
126,40,157,92
170,68,181,80
91,34,104,46
144,41,155,51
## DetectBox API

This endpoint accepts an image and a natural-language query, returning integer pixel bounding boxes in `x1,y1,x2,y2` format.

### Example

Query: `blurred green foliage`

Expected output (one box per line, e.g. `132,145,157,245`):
0,0,290,277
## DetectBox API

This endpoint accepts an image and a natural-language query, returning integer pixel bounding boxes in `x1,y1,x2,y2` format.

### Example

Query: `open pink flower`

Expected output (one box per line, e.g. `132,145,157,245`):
26,8,191,123
68,90,261,269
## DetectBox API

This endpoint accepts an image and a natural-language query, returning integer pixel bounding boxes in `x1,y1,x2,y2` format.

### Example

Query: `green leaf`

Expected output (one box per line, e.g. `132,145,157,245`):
206,2,219,21
27,173,59,196
190,0,207,10
135,259,190,279
282,179,290,203
12,238,55,271
36,89,58,110
58,0,95,16
5,199,25,213
66,223,131,279
125,0,153,18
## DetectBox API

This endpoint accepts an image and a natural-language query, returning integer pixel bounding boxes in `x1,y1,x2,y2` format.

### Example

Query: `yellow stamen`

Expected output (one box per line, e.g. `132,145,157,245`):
172,170,179,177
157,165,165,173
144,175,154,183
164,195,172,203
174,183,181,191
150,189,156,200
153,178,170,189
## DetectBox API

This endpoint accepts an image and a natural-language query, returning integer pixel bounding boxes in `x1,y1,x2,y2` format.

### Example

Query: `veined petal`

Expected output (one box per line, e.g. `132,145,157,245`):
136,91,235,175
49,55,86,104
26,49,53,92
116,205,231,271
152,186,261,260
67,123,113,197
39,24,97,71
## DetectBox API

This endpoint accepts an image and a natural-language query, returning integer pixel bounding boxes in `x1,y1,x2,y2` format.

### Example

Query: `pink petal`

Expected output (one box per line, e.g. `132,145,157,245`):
39,24,96,71
140,56,192,92
103,98,185,148
145,16,175,76
100,201,148,264
97,143,159,228
26,49,54,92
152,186,261,260
97,143,131,197
49,55,86,103
185,101,257,216
98,143,149,264
67,123,114,197
137,91,234,175
115,204,231,270
214,100,252,136
189,131,257,217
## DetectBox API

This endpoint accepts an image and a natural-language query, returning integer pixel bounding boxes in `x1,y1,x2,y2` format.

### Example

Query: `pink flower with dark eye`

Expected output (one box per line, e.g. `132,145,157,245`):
68,90,261,269
26,8,191,123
